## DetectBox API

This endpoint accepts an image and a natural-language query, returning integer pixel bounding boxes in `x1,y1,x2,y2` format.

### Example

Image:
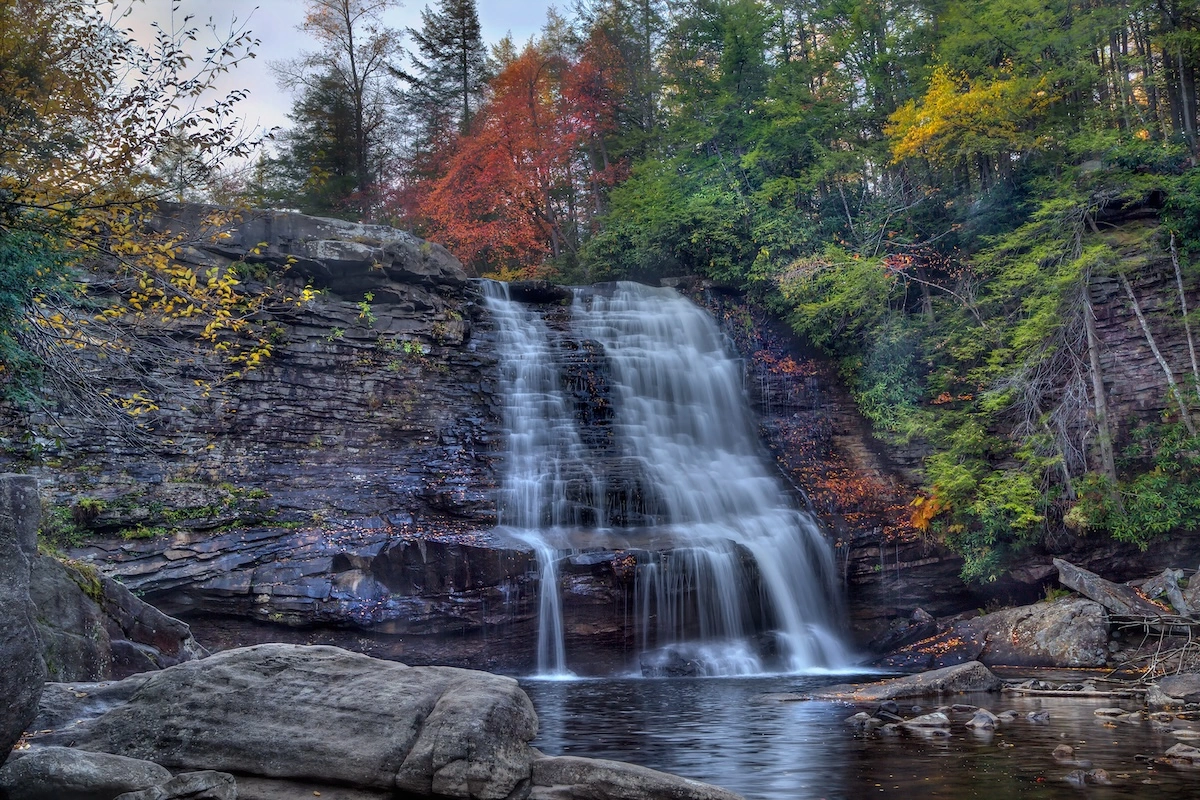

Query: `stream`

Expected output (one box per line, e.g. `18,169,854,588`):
523,675,1199,799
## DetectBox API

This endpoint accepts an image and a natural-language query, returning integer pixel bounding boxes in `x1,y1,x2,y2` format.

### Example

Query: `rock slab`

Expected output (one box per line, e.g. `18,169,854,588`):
0,474,48,766
530,756,744,800
810,661,1002,702
0,746,170,800
61,643,537,799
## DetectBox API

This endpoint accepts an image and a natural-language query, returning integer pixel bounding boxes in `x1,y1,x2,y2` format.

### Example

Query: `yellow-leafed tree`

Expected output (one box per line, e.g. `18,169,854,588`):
0,0,311,425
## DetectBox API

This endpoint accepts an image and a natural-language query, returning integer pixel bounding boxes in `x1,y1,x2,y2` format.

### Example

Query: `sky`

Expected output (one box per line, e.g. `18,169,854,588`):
127,0,556,138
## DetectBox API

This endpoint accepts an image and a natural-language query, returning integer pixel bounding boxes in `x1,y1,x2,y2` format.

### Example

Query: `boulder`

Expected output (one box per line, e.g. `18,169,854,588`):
0,746,170,800
1149,674,1200,708
45,644,538,799
30,555,205,682
1054,558,1167,617
809,661,1002,701
877,598,1108,669
966,598,1108,667
965,709,999,730
529,755,744,800
113,771,236,800
0,474,48,766
899,712,950,731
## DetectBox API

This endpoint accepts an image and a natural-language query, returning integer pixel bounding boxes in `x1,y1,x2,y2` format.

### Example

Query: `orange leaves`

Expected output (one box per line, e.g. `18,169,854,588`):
910,494,946,532
753,350,817,378
405,35,627,276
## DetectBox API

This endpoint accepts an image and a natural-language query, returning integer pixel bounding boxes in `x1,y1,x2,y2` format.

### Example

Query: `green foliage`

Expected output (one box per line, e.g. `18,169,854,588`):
357,292,377,326
1073,423,1200,548
0,229,73,401
38,502,86,552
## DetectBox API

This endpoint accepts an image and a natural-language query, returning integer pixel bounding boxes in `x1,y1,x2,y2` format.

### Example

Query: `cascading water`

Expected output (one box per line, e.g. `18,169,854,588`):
482,281,598,677
485,280,850,676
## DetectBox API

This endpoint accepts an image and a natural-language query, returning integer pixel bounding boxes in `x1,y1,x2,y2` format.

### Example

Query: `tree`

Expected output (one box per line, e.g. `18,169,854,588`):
401,0,490,152
273,0,402,218
0,0,310,423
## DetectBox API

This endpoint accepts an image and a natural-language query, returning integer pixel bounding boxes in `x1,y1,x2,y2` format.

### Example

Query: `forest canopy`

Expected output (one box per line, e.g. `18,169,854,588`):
7,0,1200,579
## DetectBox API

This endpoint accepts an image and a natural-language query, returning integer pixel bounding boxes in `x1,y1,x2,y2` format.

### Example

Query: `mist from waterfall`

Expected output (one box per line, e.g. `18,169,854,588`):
485,280,850,676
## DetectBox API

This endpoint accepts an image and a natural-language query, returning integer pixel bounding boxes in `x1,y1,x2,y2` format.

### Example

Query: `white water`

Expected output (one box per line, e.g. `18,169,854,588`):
482,281,588,677
485,280,850,676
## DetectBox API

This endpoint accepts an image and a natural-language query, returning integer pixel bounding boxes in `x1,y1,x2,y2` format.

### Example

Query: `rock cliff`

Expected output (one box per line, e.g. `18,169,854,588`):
6,204,1200,669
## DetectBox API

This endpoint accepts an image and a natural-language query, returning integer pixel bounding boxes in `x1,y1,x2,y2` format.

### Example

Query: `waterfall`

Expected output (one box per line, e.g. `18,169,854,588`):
485,280,849,676
482,281,595,677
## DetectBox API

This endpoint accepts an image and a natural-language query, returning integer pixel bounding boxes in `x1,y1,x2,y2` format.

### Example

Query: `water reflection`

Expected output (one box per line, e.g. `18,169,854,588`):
522,677,1200,799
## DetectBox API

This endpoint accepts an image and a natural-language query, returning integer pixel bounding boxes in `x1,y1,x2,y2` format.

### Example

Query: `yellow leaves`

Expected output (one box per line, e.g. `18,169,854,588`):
118,392,160,416
910,494,947,532
887,66,1052,167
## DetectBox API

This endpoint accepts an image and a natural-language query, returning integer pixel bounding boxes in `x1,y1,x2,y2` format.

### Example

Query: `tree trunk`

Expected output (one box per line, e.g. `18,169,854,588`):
1083,280,1118,484
1120,271,1197,435
1170,231,1200,390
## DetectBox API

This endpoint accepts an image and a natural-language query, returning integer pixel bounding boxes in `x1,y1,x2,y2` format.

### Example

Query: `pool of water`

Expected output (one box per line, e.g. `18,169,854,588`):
522,675,1200,799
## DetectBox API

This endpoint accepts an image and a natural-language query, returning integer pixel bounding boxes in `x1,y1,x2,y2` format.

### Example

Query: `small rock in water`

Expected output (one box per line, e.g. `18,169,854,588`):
1053,745,1076,761
1094,708,1126,717
1058,683,1085,692
997,710,1020,722
951,704,979,713
1087,768,1112,785
900,712,951,735
845,712,880,731
878,701,900,716
910,706,923,714
1165,743,1200,762
1173,729,1200,741
965,709,999,730
1064,769,1089,787
1027,710,1051,723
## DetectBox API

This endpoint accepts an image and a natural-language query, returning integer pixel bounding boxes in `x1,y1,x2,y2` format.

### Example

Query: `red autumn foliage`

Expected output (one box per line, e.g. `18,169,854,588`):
402,37,627,276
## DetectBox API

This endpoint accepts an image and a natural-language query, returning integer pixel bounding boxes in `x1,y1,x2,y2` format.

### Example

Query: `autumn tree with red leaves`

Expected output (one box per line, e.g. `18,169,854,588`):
401,35,626,277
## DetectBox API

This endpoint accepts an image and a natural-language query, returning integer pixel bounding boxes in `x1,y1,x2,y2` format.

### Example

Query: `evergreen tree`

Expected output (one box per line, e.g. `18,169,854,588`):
401,0,490,157
273,0,402,218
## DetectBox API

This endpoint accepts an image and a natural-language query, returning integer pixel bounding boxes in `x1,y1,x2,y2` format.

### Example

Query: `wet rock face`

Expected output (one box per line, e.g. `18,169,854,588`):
0,474,47,767
0,205,518,667
4,203,501,542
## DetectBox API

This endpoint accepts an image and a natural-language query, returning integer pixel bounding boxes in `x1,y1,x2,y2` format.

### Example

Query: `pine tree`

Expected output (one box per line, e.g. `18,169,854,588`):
400,0,490,158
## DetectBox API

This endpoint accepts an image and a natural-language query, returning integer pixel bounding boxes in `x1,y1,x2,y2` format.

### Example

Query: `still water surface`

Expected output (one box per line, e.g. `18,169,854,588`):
522,675,1200,799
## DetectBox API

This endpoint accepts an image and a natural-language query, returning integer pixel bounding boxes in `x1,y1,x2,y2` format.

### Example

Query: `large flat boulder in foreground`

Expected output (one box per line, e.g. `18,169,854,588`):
23,643,745,800
57,644,537,799
810,661,1002,702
